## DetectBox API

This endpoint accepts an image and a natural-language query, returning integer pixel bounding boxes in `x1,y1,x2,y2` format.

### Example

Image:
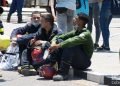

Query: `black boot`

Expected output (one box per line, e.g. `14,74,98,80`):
53,61,70,81
18,15,22,23
18,15,23,23
7,14,11,23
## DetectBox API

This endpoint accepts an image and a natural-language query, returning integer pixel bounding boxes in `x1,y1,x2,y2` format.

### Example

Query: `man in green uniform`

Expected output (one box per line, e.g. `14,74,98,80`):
49,13,94,81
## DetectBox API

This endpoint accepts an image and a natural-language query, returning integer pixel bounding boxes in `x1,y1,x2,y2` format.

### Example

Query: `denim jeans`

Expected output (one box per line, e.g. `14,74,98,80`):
87,2,101,44
9,0,24,16
56,10,74,33
100,0,112,48
21,49,29,65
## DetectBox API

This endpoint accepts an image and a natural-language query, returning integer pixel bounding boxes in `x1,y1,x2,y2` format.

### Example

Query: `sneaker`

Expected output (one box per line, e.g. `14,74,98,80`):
21,68,37,76
94,43,99,50
18,66,23,74
20,65,37,76
97,46,110,52
18,65,35,75
18,65,30,74
53,74,68,81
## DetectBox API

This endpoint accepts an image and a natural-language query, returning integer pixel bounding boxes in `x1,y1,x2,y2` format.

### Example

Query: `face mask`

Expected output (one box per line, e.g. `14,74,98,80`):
74,25,79,30
32,21,40,27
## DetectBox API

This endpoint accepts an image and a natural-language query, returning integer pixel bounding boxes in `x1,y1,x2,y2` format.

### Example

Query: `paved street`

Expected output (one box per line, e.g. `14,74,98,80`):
0,71,100,86
0,10,120,86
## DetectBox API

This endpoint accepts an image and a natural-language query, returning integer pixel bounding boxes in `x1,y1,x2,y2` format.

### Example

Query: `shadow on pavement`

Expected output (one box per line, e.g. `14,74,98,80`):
94,51,118,53
0,79,6,82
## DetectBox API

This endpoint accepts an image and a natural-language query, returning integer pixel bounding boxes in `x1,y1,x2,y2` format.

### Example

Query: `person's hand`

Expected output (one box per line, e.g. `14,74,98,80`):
16,34,22,38
48,44,60,53
11,37,17,41
11,37,17,47
30,38,36,45
34,40,47,46
51,41,57,46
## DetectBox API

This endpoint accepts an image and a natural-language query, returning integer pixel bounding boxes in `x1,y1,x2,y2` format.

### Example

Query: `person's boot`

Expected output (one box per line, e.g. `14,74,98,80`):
7,14,11,23
18,15,24,23
53,61,70,81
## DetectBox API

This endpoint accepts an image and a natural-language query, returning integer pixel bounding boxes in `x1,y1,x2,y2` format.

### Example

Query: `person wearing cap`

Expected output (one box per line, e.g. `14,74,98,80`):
35,13,94,81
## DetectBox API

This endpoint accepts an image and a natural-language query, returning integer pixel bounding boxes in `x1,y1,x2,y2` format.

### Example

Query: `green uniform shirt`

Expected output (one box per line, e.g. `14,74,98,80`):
52,28,94,58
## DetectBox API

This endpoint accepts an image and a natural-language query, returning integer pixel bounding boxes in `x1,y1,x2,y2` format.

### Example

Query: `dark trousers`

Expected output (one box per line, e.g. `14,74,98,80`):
100,0,112,48
49,45,91,75
27,47,33,65
32,45,91,72
9,0,24,16
19,44,26,65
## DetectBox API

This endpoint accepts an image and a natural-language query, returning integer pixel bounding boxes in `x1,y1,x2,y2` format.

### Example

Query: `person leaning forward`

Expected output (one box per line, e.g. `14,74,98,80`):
21,13,62,70
35,13,94,81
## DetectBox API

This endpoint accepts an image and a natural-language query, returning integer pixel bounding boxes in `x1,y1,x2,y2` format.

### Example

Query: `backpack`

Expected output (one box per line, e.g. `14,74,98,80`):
0,43,20,70
76,0,89,15
0,35,10,51
31,42,50,65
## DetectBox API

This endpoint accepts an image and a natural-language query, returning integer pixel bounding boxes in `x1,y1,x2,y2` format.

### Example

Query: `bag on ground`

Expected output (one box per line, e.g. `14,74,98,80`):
0,35,10,50
0,43,20,70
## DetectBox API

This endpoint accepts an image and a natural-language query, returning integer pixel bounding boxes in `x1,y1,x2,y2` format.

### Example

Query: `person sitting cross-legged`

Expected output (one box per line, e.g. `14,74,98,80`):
19,13,62,76
35,13,94,81
10,11,41,63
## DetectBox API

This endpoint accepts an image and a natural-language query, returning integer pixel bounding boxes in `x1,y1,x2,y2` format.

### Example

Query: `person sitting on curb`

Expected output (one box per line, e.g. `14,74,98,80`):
10,11,41,63
49,13,94,81
19,13,62,76
35,13,94,81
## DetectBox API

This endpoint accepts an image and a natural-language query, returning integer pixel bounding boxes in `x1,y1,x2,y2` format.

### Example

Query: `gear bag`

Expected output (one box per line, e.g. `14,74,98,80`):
0,43,20,70
30,41,50,65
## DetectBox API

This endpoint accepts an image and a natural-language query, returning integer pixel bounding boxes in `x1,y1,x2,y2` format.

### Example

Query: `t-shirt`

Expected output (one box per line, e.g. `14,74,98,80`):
56,0,76,10
88,0,102,3
76,0,89,15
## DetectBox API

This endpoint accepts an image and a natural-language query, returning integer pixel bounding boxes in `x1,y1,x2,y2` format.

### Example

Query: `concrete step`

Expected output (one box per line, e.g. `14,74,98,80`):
2,7,46,17
2,7,47,13
1,7,46,22
74,69,120,86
